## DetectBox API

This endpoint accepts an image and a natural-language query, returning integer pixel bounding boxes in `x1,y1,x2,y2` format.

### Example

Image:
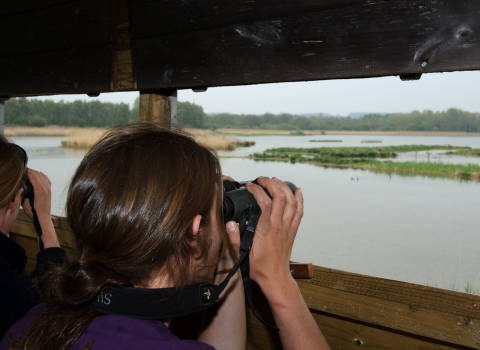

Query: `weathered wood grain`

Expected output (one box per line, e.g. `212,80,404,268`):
0,46,111,96
139,90,178,128
116,0,135,90
129,0,389,37
0,0,110,57
305,266,480,320
247,308,475,350
131,0,480,90
298,281,480,348
11,211,77,251
244,269,479,348
2,0,479,95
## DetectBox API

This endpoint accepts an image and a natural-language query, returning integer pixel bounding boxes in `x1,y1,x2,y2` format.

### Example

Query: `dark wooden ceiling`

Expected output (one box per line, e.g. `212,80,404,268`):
1,0,479,97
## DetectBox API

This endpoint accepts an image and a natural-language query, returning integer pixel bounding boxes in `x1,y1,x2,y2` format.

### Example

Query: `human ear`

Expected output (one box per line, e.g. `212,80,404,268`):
8,188,23,212
189,214,203,259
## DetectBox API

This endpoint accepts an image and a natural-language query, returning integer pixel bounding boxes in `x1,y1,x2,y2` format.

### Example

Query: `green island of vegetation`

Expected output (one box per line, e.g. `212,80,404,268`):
251,145,480,180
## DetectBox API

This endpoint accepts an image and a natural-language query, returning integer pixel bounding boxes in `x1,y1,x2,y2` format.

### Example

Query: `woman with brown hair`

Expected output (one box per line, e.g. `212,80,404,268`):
1,123,329,350
0,135,65,341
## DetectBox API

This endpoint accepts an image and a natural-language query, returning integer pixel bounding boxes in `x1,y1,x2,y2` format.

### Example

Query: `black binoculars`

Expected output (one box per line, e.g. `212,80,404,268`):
23,180,34,201
222,180,297,223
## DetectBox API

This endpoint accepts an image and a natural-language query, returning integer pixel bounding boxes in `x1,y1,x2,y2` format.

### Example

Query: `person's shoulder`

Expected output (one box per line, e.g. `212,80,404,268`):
74,315,216,350
0,304,45,349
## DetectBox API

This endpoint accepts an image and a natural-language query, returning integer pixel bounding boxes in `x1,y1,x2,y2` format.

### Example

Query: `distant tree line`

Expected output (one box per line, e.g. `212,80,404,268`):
5,97,480,132
204,109,480,132
5,98,132,127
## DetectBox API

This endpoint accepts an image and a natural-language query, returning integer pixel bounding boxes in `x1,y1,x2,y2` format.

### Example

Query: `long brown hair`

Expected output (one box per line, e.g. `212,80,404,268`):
14,123,227,349
0,135,27,209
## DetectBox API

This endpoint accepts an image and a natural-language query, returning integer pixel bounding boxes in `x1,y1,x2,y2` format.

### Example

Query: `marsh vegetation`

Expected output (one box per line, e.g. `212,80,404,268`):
5,126,255,151
252,145,480,180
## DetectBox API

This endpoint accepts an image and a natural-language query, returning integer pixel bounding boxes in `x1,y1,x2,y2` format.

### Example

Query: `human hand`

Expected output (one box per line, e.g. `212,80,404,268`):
21,169,59,249
244,177,303,288
22,168,52,221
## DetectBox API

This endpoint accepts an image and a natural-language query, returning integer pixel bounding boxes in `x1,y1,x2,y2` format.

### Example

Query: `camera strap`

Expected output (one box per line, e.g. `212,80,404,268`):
237,204,280,332
28,195,44,251
89,204,279,332
28,194,46,278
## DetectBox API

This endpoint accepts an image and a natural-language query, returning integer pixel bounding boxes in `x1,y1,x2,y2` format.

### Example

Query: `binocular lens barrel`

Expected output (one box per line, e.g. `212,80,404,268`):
222,181,297,223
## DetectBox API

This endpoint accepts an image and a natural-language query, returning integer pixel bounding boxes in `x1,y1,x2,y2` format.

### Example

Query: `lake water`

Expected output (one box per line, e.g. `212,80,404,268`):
10,134,480,292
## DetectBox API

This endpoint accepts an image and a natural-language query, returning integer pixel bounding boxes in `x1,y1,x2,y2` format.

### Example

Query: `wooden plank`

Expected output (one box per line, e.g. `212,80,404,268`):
116,0,135,90
306,266,480,320
0,0,76,18
247,309,474,350
131,0,480,90
15,210,71,232
0,0,110,57
129,0,387,38
298,282,480,348
289,262,314,279
0,45,111,96
245,279,479,349
369,0,480,75
11,211,78,253
139,90,178,128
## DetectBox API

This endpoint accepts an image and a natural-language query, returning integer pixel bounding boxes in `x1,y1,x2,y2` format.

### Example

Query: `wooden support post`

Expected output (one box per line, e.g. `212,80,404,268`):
0,98,5,136
139,90,177,129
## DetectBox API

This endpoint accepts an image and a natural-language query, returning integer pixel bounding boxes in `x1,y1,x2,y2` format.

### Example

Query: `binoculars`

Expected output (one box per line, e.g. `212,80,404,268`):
23,179,34,201
222,180,297,223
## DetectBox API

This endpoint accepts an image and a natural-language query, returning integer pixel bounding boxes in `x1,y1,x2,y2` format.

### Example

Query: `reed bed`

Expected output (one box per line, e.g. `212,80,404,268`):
61,128,249,151
190,130,254,151
5,126,91,137
60,129,107,149
9,126,253,151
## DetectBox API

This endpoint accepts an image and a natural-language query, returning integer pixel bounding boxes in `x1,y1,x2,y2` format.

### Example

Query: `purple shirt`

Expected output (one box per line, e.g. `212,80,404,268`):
1,305,216,350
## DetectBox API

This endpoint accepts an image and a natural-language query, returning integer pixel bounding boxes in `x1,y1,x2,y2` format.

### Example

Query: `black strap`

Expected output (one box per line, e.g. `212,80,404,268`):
238,204,279,332
28,195,44,251
28,194,46,278
88,198,279,331
89,282,220,319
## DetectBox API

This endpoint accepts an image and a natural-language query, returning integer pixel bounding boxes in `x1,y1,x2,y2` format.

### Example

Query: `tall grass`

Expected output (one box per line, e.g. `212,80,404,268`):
60,129,107,149
6,126,252,151
5,126,97,137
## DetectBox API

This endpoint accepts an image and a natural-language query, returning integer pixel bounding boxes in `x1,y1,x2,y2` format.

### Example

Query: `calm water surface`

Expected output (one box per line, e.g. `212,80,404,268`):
11,135,480,292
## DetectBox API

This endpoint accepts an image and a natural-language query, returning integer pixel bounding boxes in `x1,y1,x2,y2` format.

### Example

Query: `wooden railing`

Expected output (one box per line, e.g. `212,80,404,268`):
10,210,480,350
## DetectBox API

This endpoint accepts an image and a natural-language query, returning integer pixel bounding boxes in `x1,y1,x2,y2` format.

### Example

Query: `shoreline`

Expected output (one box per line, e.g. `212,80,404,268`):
210,129,480,137
5,126,480,138
322,130,480,137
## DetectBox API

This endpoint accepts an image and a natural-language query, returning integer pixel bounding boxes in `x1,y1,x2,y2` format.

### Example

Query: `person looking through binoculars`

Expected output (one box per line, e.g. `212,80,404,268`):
1,123,329,350
0,135,65,341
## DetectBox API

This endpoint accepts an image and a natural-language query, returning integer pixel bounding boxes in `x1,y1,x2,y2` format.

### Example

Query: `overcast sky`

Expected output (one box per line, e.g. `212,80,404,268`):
35,70,480,116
